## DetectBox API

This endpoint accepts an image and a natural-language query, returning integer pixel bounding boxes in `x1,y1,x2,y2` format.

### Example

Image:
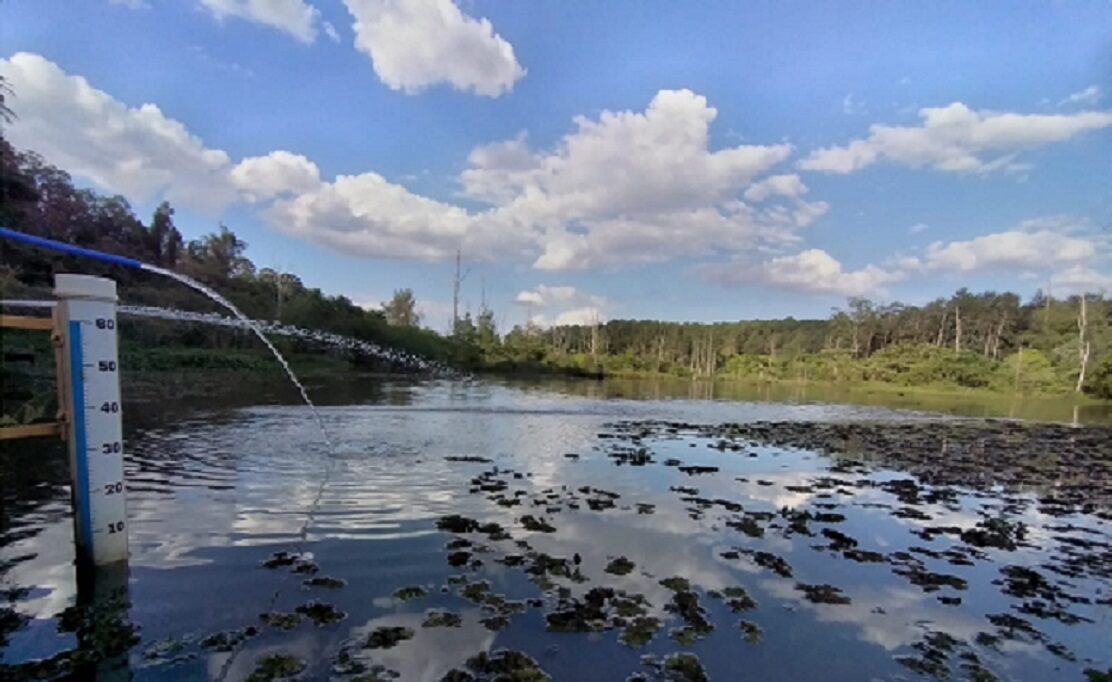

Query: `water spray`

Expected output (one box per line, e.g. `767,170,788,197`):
1,226,331,444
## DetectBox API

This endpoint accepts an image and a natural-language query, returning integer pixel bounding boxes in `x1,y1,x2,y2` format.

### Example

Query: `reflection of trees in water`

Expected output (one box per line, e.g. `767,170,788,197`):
499,376,1112,425
122,372,409,413
0,437,71,653
0,437,70,546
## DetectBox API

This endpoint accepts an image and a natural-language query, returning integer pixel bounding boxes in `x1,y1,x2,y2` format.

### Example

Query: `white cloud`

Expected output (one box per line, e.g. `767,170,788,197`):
273,89,812,272
893,217,1110,288
231,151,321,201
800,102,1112,174
323,21,340,42
513,290,545,307
0,52,236,212
513,285,594,308
109,0,148,8
463,89,806,270
917,229,1096,273
265,172,477,260
1049,265,1112,295
702,249,901,297
909,222,929,234
1059,85,1102,107
514,285,609,327
199,0,324,43
549,306,605,326
743,173,808,202
841,94,866,115
342,0,525,97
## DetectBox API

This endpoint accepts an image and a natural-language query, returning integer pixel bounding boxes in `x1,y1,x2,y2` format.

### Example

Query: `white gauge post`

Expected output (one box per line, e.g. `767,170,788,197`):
55,274,128,567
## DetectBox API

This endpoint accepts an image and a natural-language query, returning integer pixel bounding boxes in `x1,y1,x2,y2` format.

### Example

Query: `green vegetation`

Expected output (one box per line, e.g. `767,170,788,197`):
1,138,1109,405
485,293,1111,399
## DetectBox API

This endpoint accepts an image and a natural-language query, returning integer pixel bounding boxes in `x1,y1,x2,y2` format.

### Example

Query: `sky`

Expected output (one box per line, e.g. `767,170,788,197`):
2,1,1111,332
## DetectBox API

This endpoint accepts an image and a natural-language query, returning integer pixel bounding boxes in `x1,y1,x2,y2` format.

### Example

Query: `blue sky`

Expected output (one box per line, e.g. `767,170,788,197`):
2,1,1111,331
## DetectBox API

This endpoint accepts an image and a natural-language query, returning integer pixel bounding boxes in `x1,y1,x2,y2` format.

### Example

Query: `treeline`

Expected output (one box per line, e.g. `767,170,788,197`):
499,291,1112,397
2,137,1110,398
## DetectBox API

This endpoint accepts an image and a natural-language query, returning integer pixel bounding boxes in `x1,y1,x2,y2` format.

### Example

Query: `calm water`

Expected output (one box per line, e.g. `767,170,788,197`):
1,378,1110,681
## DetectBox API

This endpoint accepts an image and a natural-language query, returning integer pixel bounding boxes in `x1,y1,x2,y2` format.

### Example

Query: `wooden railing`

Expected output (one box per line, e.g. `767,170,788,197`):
1,312,66,441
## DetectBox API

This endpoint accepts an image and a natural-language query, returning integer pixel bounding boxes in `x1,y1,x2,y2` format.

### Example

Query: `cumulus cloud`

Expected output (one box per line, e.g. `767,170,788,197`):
264,172,478,260
260,89,813,269
914,230,1096,273
343,0,525,97
743,174,808,202
702,249,901,297
0,52,236,212
549,307,606,326
1059,85,1102,108
514,285,610,327
800,102,1112,174
1049,265,1112,295
231,151,321,201
513,285,579,308
199,0,324,43
909,222,929,235
890,217,1110,293
463,89,807,270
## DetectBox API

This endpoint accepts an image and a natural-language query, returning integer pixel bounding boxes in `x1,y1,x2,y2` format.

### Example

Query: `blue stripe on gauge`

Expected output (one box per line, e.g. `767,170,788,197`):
69,320,93,551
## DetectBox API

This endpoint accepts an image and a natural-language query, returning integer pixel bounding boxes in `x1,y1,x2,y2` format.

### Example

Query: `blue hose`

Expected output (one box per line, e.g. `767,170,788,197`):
0,226,144,270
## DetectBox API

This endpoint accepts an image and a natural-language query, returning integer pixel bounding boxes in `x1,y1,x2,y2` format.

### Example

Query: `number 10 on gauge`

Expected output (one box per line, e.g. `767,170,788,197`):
55,274,128,567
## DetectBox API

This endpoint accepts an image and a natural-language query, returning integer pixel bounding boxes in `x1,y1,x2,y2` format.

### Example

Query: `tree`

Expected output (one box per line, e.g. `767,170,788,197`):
1077,294,1091,392
184,224,254,283
476,306,498,349
148,201,183,268
453,311,477,341
0,74,14,125
383,289,421,327
1089,354,1112,399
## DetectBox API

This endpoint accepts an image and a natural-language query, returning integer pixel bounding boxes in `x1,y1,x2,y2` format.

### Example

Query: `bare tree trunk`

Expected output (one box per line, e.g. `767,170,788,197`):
936,308,948,346
706,329,715,377
991,316,1006,359
452,249,460,332
1076,296,1090,393
275,272,285,322
1015,345,1023,393
954,304,962,353
590,312,599,358
1044,287,1051,333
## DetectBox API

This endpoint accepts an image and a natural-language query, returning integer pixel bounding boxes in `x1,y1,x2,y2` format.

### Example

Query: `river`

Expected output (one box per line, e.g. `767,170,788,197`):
1,377,1109,681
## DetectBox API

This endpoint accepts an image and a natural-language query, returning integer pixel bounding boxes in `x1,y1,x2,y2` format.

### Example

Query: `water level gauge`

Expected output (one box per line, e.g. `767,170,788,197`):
55,274,128,566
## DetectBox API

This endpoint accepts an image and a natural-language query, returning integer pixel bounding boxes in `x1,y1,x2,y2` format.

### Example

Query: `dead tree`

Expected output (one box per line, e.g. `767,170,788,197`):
1076,295,1091,393
953,304,962,353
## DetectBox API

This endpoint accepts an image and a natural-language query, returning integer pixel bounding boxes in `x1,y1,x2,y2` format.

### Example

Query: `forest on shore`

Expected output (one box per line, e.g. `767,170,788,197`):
2,138,1111,405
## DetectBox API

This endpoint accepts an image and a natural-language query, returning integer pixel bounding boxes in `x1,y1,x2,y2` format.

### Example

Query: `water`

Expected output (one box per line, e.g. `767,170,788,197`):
1,380,1109,681
134,267,339,677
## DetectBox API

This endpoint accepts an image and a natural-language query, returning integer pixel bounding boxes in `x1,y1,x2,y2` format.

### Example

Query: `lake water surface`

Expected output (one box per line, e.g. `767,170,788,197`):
1,378,1110,681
